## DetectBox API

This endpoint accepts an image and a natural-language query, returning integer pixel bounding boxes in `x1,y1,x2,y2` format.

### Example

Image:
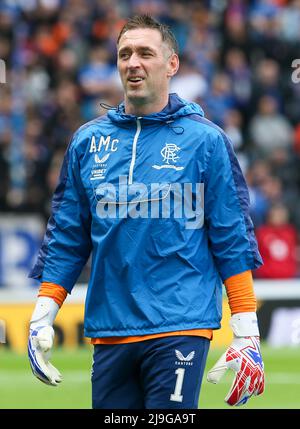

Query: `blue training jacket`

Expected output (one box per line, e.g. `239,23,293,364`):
29,93,263,338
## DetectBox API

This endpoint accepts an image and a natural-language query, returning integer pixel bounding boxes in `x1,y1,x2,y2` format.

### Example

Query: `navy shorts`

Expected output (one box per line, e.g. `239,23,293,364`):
91,335,210,409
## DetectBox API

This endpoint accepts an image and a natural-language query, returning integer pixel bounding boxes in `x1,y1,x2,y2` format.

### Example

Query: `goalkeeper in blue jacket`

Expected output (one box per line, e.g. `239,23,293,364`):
28,14,265,409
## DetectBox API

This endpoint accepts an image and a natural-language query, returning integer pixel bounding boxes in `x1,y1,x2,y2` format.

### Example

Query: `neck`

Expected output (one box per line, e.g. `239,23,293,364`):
124,94,169,116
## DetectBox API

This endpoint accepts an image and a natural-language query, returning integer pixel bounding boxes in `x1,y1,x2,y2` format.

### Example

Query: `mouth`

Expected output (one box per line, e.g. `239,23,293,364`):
127,76,145,86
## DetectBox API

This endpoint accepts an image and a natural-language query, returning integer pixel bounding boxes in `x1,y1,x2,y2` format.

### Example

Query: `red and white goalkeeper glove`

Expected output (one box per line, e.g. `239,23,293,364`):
207,312,265,406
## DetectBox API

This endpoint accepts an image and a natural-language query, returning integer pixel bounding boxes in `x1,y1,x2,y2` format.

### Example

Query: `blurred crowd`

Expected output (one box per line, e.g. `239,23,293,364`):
1,0,300,279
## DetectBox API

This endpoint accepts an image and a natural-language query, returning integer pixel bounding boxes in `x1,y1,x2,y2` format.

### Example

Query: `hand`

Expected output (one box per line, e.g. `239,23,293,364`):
207,336,264,406
28,325,62,386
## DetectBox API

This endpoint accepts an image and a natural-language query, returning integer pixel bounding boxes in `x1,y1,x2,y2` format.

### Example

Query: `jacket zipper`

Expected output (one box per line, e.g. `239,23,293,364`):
128,118,141,185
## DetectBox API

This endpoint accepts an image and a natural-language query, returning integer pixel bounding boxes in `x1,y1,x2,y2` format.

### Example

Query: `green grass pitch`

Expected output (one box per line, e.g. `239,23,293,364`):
0,343,299,409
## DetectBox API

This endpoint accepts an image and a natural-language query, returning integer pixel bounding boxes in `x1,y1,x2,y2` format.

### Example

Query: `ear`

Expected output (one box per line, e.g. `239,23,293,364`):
167,53,179,78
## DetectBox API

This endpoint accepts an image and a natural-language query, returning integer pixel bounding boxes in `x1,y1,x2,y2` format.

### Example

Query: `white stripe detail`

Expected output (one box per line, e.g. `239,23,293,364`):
152,164,184,170
128,118,141,185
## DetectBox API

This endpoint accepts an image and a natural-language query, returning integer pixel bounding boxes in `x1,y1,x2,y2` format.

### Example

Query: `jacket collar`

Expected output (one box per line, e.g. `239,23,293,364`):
107,93,204,124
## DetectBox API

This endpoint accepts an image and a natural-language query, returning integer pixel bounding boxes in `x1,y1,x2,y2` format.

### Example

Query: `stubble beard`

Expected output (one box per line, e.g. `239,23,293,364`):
125,84,158,113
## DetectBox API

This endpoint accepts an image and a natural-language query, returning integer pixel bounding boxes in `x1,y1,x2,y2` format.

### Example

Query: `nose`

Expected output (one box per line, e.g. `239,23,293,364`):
127,52,141,69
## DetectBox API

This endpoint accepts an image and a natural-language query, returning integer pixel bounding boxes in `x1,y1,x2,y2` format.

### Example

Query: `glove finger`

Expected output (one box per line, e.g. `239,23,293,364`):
207,352,228,384
254,372,265,396
41,360,62,385
35,350,54,380
29,360,53,386
34,349,60,386
225,366,251,406
35,372,55,386
47,361,63,383
226,380,250,406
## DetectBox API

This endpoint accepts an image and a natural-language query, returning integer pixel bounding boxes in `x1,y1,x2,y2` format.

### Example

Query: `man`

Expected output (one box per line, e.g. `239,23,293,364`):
28,15,265,409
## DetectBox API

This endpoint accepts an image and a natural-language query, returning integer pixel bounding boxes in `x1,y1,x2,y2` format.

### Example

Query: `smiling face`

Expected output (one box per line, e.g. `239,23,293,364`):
117,28,179,115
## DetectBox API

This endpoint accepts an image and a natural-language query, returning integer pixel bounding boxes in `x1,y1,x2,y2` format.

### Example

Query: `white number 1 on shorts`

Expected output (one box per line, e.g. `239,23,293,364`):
170,368,185,402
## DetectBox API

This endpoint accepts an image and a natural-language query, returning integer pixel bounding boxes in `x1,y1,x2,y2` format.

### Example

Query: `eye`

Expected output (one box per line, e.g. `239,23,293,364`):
119,52,130,60
141,52,153,58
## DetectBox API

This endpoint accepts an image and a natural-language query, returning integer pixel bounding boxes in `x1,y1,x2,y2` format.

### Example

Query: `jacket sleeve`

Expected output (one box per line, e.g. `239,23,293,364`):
29,133,92,292
204,131,263,281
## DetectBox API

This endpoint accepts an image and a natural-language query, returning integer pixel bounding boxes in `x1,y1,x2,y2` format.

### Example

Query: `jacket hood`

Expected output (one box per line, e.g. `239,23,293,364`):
107,93,205,125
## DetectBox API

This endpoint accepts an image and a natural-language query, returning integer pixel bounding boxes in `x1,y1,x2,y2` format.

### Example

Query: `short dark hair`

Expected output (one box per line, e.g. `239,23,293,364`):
117,15,179,55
